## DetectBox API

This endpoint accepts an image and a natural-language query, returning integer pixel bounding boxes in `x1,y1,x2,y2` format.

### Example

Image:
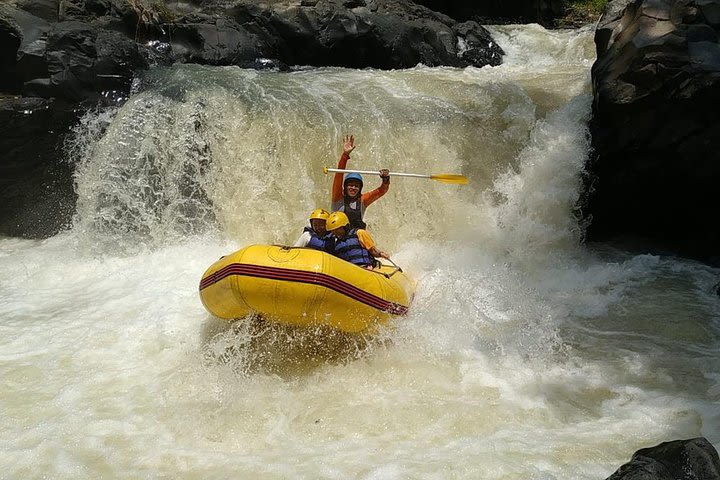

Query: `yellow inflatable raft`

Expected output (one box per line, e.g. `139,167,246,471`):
199,244,415,333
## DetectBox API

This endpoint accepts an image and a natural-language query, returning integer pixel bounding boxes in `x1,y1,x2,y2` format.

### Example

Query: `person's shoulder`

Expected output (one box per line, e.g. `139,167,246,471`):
293,231,310,247
356,228,373,239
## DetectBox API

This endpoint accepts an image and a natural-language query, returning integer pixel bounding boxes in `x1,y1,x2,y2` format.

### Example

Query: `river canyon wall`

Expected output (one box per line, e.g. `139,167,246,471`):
586,0,720,265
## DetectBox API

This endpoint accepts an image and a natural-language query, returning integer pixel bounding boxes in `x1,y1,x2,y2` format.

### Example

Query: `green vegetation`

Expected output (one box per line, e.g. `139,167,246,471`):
560,0,608,27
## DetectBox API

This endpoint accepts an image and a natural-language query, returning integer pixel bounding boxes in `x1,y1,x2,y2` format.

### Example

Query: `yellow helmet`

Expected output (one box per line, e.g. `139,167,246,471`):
326,211,350,231
309,208,329,221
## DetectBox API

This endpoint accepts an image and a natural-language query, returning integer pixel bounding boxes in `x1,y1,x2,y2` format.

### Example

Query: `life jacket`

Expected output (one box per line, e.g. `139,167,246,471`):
333,228,373,267
341,196,367,229
303,226,334,252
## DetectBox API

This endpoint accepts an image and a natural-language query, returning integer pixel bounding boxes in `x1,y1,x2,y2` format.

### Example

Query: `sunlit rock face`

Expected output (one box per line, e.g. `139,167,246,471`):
586,0,720,265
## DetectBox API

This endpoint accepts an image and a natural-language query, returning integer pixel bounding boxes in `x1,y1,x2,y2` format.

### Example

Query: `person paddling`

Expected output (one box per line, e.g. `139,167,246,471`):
293,208,334,251
326,211,389,269
331,135,390,229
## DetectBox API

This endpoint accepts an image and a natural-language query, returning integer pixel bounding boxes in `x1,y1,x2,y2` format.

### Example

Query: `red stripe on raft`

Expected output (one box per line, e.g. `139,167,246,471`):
199,263,408,315
238,264,389,309
201,264,385,308
200,264,401,313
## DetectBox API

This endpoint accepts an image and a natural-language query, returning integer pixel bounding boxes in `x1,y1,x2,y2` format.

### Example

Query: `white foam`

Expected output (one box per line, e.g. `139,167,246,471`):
2,24,719,479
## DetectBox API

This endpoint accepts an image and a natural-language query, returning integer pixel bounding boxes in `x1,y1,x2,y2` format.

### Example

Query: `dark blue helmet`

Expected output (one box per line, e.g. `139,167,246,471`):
343,172,363,189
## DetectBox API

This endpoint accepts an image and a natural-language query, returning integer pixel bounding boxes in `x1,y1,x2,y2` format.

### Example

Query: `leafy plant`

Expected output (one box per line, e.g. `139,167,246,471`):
559,0,608,27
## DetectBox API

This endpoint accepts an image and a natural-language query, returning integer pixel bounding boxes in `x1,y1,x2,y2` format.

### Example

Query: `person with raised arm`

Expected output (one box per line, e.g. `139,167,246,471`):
331,135,390,229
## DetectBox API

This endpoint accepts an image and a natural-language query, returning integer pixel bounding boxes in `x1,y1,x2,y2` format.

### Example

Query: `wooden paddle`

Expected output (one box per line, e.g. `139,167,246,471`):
323,167,469,185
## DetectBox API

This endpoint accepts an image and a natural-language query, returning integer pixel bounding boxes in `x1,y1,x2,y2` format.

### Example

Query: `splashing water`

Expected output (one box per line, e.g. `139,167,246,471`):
1,24,718,479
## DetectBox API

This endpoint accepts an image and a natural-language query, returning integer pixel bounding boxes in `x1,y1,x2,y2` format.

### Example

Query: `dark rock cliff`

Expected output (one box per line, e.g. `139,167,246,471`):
585,0,720,265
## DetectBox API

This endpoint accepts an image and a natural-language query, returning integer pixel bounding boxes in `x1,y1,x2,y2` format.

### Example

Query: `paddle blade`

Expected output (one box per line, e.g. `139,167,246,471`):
430,174,469,185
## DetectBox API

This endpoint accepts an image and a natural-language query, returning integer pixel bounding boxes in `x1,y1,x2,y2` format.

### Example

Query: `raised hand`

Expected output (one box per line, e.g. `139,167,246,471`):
343,134,355,155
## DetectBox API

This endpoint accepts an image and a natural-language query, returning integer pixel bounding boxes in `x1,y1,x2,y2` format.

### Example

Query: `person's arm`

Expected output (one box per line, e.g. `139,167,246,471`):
332,135,355,205
369,246,390,259
293,231,311,247
322,234,336,253
361,169,390,208
357,229,389,259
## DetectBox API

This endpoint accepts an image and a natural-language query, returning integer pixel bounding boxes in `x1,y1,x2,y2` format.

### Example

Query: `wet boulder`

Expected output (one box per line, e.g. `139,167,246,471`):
0,5,52,94
0,15,22,91
166,14,270,66
605,437,720,480
0,97,78,238
586,0,720,265
46,20,147,101
230,0,503,69
453,20,504,66
16,0,59,22
0,2,148,101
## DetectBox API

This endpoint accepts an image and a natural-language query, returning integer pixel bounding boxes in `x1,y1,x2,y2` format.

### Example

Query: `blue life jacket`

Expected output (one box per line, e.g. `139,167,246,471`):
333,228,373,267
303,226,334,252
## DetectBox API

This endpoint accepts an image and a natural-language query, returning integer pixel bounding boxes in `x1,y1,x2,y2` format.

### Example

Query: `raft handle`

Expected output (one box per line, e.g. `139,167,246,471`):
384,257,403,273
374,257,402,278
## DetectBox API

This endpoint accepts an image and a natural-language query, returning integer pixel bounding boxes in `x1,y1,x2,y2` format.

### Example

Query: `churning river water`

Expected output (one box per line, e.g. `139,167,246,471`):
1,24,719,479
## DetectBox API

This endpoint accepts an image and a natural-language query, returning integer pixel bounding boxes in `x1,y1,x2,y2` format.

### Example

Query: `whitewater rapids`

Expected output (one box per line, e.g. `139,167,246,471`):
1,24,718,479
